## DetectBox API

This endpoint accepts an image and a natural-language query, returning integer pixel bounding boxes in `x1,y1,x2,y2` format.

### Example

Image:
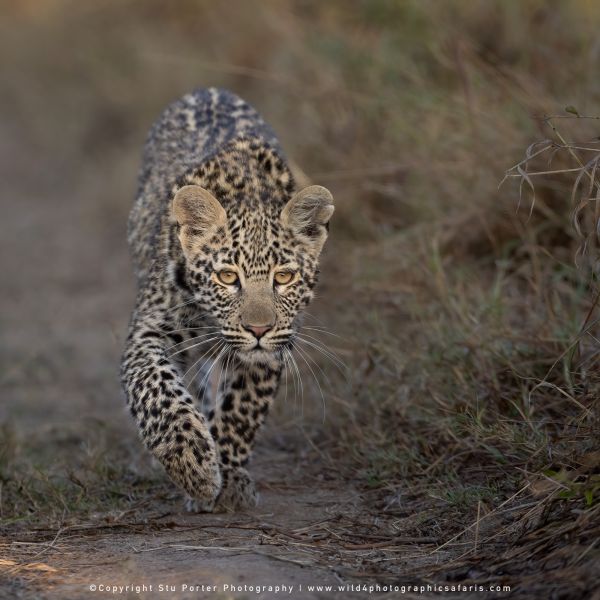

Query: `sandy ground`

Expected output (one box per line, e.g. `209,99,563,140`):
6,449,377,600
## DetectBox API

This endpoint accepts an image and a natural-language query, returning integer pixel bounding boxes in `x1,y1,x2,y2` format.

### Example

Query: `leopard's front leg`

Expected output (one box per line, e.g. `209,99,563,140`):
207,354,282,511
121,305,222,512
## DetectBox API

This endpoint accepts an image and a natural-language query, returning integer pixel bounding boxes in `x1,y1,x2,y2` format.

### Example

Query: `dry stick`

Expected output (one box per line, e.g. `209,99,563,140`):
250,551,312,568
543,115,600,120
29,527,64,561
134,543,250,553
545,117,598,184
579,286,600,335
505,167,584,177
134,542,313,567
526,316,600,411
342,537,438,550
458,490,563,563
501,142,554,185
574,536,600,567
431,483,531,555
547,117,600,249
474,500,481,554
292,516,341,534
530,381,591,415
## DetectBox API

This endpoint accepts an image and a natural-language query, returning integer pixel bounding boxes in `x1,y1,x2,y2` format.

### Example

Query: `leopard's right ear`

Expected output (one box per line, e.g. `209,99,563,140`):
172,185,227,254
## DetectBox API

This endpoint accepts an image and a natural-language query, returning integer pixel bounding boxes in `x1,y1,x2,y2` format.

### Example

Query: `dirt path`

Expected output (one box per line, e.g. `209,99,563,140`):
6,447,379,599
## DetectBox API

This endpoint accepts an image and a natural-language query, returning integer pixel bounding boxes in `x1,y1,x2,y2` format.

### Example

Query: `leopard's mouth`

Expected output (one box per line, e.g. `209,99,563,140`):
234,346,279,365
220,329,294,363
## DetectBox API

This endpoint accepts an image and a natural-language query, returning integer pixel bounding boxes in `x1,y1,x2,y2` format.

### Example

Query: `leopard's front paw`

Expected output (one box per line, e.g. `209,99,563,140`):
185,494,217,513
181,462,222,513
161,441,222,513
214,467,258,512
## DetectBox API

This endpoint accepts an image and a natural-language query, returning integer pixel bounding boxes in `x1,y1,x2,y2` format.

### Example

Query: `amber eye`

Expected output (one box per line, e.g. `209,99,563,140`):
274,271,295,285
217,270,239,285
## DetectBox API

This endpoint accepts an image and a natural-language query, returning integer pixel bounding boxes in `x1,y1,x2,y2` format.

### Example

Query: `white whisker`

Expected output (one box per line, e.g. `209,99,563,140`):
222,346,234,396
295,335,348,376
166,331,221,352
208,345,230,408
198,342,228,404
286,347,304,417
283,348,298,406
181,339,222,381
292,341,327,425
168,336,221,359
302,325,347,341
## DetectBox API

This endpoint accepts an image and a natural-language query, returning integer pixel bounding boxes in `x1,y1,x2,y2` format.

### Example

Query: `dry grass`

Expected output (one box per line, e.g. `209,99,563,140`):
1,0,600,597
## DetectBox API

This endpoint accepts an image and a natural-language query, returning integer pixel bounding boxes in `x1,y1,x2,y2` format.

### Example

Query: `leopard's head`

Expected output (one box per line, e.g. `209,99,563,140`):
172,179,333,362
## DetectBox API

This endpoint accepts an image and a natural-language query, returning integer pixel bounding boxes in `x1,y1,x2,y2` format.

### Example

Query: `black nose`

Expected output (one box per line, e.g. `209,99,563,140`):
243,324,273,339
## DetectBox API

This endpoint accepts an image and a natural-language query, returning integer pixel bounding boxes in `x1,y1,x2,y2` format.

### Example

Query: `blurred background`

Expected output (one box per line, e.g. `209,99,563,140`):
1,0,599,594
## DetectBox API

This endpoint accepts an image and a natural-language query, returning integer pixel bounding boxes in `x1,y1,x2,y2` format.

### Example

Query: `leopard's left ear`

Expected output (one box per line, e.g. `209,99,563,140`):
281,185,334,254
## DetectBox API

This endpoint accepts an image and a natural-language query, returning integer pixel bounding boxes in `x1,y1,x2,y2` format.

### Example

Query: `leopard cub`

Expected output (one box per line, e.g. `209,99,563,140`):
121,88,334,512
